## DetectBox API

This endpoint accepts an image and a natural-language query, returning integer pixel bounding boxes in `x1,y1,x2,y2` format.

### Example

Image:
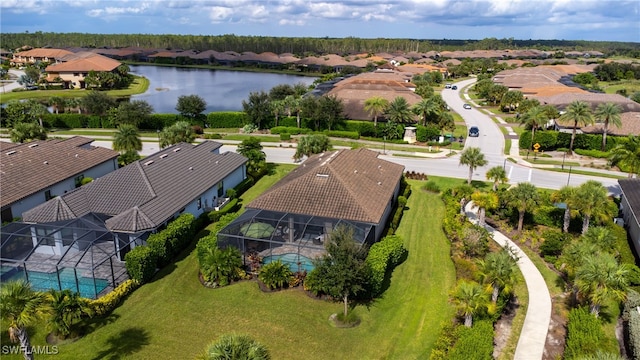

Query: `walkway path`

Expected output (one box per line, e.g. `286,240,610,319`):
465,202,551,360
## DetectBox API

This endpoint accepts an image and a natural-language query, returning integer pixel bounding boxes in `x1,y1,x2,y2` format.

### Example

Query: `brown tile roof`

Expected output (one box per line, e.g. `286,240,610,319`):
248,148,404,224
44,52,121,72
13,48,74,59
581,112,640,136
1,137,119,207
22,141,247,233
539,93,640,112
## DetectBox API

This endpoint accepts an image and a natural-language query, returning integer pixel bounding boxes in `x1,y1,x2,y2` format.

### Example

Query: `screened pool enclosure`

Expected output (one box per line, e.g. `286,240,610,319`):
1,214,143,299
217,209,374,273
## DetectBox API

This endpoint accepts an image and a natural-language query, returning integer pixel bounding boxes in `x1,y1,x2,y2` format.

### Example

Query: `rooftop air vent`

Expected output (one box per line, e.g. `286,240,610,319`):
28,143,38,148
316,174,329,178
144,160,154,166
189,166,193,171
43,161,48,164
5,151,16,155
173,148,181,152
159,154,168,159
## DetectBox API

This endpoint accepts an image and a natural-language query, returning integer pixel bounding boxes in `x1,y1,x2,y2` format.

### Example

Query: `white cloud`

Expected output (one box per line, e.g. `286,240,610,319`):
208,6,234,23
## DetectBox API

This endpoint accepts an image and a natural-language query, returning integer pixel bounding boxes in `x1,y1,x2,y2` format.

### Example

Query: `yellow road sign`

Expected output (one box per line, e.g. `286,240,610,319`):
533,143,541,150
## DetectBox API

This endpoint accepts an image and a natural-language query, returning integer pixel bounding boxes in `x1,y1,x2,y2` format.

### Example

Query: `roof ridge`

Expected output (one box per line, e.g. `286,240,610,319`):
53,196,77,220
135,161,157,198
131,206,154,232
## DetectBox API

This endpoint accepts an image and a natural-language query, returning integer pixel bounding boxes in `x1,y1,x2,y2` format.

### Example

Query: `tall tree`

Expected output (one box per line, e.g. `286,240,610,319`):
575,180,616,234
81,91,116,117
500,90,524,112
485,166,508,191
451,280,489,327
159,121,195,148
478,249,518,303
609,135,640,177
109,100,153,127
10,122,47,143
471,191,499,226
459,147,488,184
176,94,207,121
270,99,285,127
386,97,414,124
363,96,389,127
519,106,548,149
550,185,578,233
282,95,302,128
46,289,92,339
594,102,622,151
559,100,594,153
576,253,631,317
112,124,142,153
0,281,48,360
318,95,344,131
506,182,540,232
48,96,66,114
242,91,270,129
3,100,48,128
411,97,440,126
237,137,266,179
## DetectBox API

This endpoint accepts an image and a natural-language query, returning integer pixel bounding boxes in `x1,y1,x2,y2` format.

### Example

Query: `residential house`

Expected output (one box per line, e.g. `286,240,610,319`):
217,148,404,270
581,112,640,137
0,137,119,223
44,52,122,89
11,48,74,66
618,179,640,255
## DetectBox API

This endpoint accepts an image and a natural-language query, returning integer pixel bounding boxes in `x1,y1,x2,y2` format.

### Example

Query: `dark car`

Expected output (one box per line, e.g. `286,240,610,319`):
463,103,472,109
468,126,479,137
451,85,458,90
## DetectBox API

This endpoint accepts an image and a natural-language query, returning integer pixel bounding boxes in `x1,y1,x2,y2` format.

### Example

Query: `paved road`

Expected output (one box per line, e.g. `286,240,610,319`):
0,69,26,94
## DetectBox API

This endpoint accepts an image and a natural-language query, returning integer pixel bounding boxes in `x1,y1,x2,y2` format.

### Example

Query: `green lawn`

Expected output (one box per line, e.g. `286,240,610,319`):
600,79,640,95
4,174,456,359
0,75,150,103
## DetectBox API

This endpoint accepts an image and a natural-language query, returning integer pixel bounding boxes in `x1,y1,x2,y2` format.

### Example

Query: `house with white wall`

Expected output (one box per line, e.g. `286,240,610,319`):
0,137,119,223
619,179,640,254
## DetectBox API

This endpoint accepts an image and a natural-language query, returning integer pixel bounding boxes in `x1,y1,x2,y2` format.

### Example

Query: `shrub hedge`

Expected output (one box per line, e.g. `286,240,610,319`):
206,111,247,128
323,130,360,140
270,126,311,135
280,133,291,141
366,234,407,296
139,114,182,130
207,198,241,223
124,246,158,283
623,290,640,360
520,130,628,152
447,320,494,360
89,279,140,316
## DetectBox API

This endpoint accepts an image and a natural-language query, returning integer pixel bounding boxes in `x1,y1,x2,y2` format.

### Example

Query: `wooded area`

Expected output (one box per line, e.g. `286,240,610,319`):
2,33,639,57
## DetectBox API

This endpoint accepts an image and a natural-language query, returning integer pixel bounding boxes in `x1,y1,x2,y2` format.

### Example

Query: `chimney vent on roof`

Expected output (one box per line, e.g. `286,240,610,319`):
189,166,193,171
354,169,358,174
5,151,16,155
44,161,48,164
173,148,181,152
144,160,154,166
377,181,382,185
316,174,329,178
28,143,38,148
159,154,168,159
75,154,79,158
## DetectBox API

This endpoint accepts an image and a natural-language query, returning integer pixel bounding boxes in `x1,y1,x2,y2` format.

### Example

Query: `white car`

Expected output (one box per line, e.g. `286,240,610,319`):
463,104,472,109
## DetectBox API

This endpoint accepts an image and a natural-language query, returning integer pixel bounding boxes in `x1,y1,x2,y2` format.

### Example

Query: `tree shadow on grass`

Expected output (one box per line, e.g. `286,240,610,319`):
91,327,150,360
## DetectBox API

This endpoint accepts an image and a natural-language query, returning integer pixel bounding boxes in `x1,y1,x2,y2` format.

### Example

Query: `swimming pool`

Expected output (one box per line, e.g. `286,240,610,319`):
1,266,109,299
263,253,315,273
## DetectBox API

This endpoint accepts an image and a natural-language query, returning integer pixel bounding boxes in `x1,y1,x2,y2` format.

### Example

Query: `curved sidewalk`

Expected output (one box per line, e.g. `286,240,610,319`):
465,202,551,360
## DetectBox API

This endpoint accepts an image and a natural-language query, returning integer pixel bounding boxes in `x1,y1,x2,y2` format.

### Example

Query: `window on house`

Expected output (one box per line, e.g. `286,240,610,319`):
217,182,224,198
45,190,53,201
197,198,202,210
73,73,79,77
75,175,84,188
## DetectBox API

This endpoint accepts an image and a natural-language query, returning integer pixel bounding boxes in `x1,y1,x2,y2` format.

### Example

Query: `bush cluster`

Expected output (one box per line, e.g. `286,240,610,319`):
447,320,494,360
323,130,360,139
205,111,247,128
520,130,628,152
366,234,407,296
258,260,293,290
124,246,158,283
207,198,240,223
270,126,310,135
623,290,640,359
88,279,140,316
565,307,617,359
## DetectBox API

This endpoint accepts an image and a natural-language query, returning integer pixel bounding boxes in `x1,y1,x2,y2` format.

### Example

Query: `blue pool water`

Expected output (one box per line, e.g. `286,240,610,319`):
1,266,109,299
263,253,315,273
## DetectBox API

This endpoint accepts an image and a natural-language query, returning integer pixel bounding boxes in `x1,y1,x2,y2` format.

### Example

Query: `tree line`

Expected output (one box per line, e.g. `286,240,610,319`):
2,32,639,57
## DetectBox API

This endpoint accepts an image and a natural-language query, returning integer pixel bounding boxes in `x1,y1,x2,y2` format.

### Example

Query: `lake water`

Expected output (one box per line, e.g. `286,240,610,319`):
129,65,317,114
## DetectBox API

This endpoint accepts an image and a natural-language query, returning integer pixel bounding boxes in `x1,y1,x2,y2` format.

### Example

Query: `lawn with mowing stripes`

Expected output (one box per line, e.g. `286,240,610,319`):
2,177,455,360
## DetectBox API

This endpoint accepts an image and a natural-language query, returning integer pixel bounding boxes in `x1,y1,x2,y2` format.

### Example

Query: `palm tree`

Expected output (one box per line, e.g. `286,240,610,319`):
411,97,439,126
485,166,508,191
582,226,617,251
459,147,488,184
575,180,616,234
159,121,195,148
0,281,48,360
609,135,640,177
112,124,142,153
558,100,594,153
471,191,498,226
46,289,92,339
270,100,285,127
386,97,414,124
478,249,518,303
519,106,548,150
575,253,630,317
451,280,489,327
550,185,578,233
203,334,270,360
506,182,540,232
594,102,622,151
363,96,389,127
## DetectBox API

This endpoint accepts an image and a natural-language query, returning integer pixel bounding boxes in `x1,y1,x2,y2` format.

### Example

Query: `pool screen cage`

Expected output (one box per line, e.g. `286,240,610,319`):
217,209,374,272
1,214,145,299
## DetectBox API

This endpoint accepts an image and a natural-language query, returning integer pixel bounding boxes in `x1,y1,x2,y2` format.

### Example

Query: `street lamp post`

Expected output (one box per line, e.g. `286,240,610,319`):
567,166,572,186
561,151,566,170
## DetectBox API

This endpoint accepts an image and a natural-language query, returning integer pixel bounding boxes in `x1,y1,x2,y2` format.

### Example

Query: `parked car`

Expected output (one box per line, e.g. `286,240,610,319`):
468,126,480,137
463,104,472,109
451,85,458,90
445,83,452,89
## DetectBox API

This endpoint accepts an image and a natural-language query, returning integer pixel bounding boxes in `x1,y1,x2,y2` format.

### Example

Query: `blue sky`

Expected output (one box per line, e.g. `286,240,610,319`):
1,0,639,42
